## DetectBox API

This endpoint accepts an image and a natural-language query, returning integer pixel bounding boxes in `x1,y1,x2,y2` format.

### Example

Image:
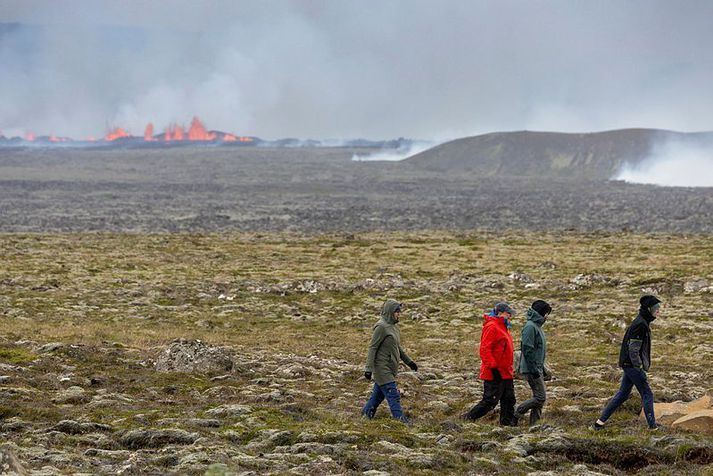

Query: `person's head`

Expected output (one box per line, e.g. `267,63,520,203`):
382,299,402,323
640,295,662,317
393,304,402,322
531,300,553,321
493,302,514,318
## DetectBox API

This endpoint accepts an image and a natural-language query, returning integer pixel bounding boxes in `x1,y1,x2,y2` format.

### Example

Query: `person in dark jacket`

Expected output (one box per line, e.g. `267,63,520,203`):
593,295,662,430
514,300,552,426
361,299,417,422
464,302,517,425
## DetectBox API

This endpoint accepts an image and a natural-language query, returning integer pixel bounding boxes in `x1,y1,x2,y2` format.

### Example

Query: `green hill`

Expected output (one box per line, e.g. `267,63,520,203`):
403,129,713,179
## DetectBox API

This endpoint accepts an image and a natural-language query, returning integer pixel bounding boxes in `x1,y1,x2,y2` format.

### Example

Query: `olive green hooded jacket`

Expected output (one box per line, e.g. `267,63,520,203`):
364,299,414,385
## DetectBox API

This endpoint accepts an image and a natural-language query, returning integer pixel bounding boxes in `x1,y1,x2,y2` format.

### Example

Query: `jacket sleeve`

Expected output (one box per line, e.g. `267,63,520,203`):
627,322,645,368
628,340,644,368
480,326,500,370
399,345,414,366
521,324,539,373
365,326,386,372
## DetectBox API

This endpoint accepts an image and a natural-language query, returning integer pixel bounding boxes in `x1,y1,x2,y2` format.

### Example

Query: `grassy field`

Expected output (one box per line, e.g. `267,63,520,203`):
1,232,712,474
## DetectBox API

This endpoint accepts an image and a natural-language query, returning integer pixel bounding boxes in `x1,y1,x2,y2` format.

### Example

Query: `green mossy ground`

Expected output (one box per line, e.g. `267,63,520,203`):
0,232,712,474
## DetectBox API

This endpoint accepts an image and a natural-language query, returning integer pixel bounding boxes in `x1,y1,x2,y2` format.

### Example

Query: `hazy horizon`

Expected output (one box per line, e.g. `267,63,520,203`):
2,1,713,141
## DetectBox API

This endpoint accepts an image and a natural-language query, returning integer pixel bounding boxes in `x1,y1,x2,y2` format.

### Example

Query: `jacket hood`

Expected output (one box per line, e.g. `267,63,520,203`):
526,308,545,325
639,295,661,323
638,306,657,323
380,299,401,325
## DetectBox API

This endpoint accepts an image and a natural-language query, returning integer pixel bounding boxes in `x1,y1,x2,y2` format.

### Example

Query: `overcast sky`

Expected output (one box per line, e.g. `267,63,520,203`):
1,0,712,139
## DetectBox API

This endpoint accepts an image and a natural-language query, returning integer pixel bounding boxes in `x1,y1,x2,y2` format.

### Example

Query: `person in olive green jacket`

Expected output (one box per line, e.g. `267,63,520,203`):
361,299,418,422
514,300,552,426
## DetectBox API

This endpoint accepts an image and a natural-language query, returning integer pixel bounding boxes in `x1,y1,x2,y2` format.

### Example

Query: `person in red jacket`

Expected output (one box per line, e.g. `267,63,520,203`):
463,302,517,425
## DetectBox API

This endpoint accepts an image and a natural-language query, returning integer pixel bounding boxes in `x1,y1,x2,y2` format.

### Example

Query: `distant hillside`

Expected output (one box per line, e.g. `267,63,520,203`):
403,129,713,179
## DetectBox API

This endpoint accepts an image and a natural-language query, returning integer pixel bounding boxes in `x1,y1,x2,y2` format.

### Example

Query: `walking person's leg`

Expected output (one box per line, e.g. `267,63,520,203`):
499,379,516,426
381,382,407,422
597,371,634,425
465,380,501,421
361,383,385,419
516,374,546,425
625,368,656,428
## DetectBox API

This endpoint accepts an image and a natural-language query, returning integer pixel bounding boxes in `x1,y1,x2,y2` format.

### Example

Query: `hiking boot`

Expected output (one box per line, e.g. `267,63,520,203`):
510,413,520,426
591,421,606,431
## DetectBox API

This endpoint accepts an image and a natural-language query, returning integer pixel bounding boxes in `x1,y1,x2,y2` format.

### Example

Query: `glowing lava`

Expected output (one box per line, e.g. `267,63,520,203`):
10,116,253,144
144,123,155,141
187,116,217,141
105,127,130,141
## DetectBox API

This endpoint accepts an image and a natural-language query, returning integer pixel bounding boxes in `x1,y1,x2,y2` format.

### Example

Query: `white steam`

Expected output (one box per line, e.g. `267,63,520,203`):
616,140,713,187
352,142,436,162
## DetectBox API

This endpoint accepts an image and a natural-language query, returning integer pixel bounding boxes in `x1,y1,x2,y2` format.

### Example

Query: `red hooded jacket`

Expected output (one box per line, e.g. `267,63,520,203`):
479,314,514,380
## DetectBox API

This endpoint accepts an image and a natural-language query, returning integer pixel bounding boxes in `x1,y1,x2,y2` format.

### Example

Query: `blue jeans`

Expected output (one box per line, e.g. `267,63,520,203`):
361,381,406,421
599,367,656,428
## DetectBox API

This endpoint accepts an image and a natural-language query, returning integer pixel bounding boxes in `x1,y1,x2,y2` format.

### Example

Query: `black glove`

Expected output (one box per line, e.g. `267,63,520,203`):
491,368,502,381
364,371,372,381
408,362,418,372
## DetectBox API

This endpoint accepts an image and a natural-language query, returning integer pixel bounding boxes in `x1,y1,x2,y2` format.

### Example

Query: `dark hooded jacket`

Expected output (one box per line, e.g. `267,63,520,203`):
519,308,547,375
618,299,659,371
364,299,414,386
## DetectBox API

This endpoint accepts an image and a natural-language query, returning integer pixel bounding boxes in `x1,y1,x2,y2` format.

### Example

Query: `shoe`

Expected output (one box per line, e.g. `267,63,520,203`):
510,414,520,426
591,421,605,431
648,424,664,431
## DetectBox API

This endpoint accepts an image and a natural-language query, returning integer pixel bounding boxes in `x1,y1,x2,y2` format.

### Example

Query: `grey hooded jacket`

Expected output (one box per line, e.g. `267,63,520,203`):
364,300,414,385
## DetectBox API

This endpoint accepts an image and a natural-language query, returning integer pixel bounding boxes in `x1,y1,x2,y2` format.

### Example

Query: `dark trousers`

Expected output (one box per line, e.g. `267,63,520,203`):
599,367,656,428
515,374,546,425
465,379,516,425
361,381,407,422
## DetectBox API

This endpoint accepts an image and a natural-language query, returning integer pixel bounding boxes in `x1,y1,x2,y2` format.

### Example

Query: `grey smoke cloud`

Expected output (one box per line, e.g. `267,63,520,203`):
1,0,713,140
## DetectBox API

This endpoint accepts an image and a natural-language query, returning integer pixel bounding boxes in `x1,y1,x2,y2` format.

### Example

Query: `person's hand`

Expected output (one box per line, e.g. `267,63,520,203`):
364,371,372,381
491,368,502,380
408,362,418,372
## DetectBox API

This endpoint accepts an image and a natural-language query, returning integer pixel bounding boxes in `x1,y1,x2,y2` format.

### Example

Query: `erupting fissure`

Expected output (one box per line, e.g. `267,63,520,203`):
15,116,253,144
106,116,251,143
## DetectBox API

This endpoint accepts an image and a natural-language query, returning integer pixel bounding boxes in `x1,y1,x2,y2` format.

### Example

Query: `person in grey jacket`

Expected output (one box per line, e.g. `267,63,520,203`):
593,295,662,430
514,300,552,426
361,299,417,422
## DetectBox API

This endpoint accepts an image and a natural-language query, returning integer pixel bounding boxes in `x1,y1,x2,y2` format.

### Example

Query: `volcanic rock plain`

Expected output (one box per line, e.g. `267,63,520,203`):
0,146,712,233
0,146,712,475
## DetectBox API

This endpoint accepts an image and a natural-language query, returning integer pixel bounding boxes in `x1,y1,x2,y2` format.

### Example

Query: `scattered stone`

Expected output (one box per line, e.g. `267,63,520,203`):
425,400,450,412
50,420,113,435
645,392,713,427
155,339,234,374
36,342,65,353
684,279,712,294
52,386,89,405
672,410,713,434
509,272,534,283
83,448,132,459
0,446,28,476
570,274,613,288
205,404,253,418
504,435,534,456
118,429,199,449
0,418,32,433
